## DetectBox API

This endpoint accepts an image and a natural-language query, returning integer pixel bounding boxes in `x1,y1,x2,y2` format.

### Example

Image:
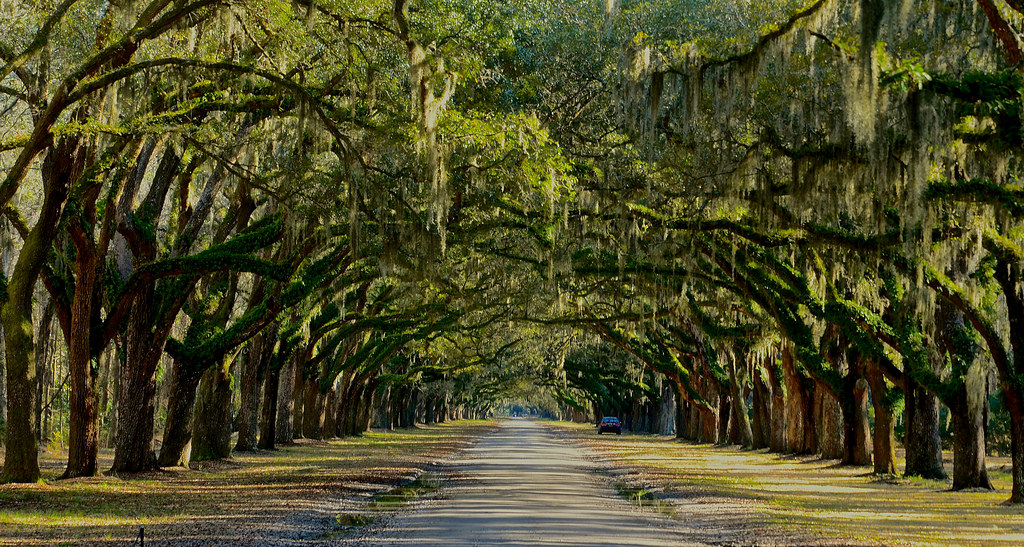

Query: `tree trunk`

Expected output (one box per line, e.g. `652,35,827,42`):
698,399,719,444
728,359,754,448
816,387,841,459
783,346,807,453
904,377,946,479
0,324,6,432
1,293,40,482
259,366,280,450
236,330,274,452
1010,403,1024,503
348,379,371,436
63,238,100,479
41,338,54,446
376,386,391,429
841,378,872,465
35,302,54,446
110,294,161,474
355,383,375,435
191,361,234,461
949,391,993,491
390,386,403,429
276,357,295,443
105,343,121,449
865,362,897,474
157,362,203,467
322,388,338,440
801,382,819,454
3,141,75,482
440,392,450,424
717,392,730,443
673,383,686,439
425,396,437,425
302,378,325,439
684,402,698,439
97,346,111,440
291,359,305,439
993,256,1024,503
235,362,265,450
335,370,355,437
768,359,787,452
404,387,419,428
751,365,772,449
397,388,409,428
335,389,349,438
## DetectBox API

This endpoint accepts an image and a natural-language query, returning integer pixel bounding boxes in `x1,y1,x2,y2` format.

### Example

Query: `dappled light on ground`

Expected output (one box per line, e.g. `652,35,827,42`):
554,422,1024,546
0,421,495,545
359,419,695,546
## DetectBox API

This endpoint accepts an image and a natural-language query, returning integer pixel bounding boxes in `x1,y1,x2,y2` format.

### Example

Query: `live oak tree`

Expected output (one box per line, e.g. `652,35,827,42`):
3,0,1024,509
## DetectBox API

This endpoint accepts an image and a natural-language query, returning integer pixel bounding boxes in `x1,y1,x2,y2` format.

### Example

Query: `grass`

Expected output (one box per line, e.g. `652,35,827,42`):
552,421,1024,546
614,483,677,517
320,471,443,539
368,472,442,510
0,420,495,545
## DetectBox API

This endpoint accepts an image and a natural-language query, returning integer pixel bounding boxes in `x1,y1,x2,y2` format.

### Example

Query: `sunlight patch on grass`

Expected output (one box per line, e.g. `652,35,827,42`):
0,420,497,545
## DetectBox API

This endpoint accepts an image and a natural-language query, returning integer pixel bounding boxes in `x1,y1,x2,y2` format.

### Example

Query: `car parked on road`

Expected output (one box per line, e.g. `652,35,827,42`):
597,416,621,435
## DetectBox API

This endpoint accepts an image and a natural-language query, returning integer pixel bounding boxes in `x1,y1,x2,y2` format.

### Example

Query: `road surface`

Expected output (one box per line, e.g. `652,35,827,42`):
360,419,702,546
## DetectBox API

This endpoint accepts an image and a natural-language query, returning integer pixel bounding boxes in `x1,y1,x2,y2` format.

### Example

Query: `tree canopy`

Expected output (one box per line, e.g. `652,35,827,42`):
2,0,1024,506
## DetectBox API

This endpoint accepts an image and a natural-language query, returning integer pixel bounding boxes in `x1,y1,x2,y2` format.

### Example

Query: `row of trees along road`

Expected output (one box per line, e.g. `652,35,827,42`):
2,0,1024,506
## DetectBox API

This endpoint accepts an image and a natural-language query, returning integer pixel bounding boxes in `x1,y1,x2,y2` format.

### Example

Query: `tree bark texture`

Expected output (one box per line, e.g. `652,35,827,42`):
903,377,946,479
1,143,74,481
751,365,772,449
841,377,872,466
322,388,339,440
302,378,325,439
699,403,719,444
157,362,203,467
817,387,844,460
259,366,281,450
110,293,161,473
801,382,819,455
728,358,754,448
63,235,100,479
768,359,788,452
1011,408,1024,503
235,339,268,451
783,346,810,453
673,383,686,439
276,357,295,443
355,383,376,435
865,362,897,474
191,361,233,461
950,392,994,491
1,300,39,482
335,370,355,437
34,302,54,445
236,327,277,451
992,256,1024,503
291,358,305,438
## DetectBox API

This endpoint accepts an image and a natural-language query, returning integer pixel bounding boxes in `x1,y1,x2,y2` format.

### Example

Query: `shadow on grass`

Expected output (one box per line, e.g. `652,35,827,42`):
0,421,497,545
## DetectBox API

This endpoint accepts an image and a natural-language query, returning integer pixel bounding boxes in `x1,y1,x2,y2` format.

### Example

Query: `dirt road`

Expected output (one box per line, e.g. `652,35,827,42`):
360,419,702,546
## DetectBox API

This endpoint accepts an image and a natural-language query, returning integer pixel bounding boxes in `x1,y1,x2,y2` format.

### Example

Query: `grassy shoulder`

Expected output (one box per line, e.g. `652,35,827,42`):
551,421,1024,547
0,420,495,546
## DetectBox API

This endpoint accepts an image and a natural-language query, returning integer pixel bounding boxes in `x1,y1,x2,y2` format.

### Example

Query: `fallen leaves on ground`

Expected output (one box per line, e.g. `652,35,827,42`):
0,420,497,546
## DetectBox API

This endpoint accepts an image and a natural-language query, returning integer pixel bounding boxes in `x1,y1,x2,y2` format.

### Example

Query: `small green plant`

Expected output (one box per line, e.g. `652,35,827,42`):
368,473,441,510
319,513,376,539
615,484,675,517
335,513,375,527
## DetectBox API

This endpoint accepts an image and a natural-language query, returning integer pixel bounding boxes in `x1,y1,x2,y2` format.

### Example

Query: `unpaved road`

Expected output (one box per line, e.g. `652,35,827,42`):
360,419,703,546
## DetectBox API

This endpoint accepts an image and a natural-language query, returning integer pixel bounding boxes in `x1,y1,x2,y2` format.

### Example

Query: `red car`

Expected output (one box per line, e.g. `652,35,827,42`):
597,416,621,435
